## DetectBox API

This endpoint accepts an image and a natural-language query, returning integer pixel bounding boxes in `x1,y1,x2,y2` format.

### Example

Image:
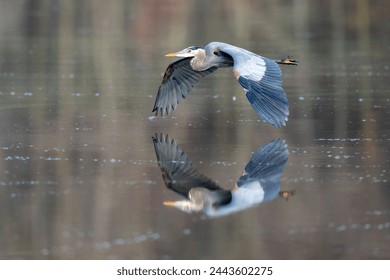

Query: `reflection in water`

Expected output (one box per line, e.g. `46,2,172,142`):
153,133,291,217
153,42,297,128
0,0,388,260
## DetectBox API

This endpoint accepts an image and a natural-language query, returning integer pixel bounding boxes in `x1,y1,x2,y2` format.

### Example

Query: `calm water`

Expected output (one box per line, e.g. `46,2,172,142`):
0,0,389,259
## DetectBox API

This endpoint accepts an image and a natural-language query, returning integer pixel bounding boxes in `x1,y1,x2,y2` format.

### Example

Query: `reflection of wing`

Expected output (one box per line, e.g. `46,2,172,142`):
153,58,217,116
152,133,224,198
237,138,288,201
215,42,289,127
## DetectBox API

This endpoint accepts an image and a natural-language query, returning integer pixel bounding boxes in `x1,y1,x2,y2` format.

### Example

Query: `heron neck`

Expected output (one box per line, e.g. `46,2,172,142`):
190,49,207,71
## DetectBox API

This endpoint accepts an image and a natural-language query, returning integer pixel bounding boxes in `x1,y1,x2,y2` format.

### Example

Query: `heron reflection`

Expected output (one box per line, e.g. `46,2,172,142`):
152,134,291,218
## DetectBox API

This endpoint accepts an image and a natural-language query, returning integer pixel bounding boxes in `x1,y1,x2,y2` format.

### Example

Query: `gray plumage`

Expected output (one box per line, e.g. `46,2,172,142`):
152,133,289,217
153,42,297,127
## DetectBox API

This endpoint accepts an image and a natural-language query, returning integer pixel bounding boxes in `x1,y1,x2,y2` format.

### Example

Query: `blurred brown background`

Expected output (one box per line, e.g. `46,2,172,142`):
0,0,389,259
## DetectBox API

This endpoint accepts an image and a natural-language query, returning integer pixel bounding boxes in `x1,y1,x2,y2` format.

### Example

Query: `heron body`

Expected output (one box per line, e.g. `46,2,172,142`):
200,180,266,218
152,133,289,218
153,42,297,128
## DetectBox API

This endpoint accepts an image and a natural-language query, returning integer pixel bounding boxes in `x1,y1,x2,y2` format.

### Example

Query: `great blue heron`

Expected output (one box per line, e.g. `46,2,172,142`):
153,42,297,128
152,133,292,217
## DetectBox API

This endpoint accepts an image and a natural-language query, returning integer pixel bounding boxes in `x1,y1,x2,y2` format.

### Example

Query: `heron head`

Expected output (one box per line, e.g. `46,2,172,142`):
165,46,202,58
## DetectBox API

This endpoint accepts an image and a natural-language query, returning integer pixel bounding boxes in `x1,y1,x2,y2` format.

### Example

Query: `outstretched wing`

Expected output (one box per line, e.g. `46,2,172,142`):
152,133,222,197
153,58,217,116
237,138,288,201
215,42,289,127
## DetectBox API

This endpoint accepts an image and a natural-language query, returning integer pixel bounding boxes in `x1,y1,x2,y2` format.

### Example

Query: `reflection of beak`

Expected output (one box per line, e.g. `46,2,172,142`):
163,201,176,206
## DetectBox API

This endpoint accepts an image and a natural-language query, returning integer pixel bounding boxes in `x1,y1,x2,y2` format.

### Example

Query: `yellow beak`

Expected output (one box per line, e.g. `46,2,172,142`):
165,51,194,58
165,53,178,57
163,201,176,206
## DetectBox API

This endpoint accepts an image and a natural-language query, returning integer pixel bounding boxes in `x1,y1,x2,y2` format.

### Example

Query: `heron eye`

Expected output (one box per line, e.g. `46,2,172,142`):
187,49,192,53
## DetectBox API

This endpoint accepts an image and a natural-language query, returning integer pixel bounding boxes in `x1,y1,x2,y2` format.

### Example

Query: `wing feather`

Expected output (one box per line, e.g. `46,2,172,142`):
152,133,222,198
236,138,288,201
214,42,289,127
153,58,217,116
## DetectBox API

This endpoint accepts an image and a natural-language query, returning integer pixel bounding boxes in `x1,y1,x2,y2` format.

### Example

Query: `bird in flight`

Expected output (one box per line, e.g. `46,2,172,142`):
153,42,297,127
152,133,291,217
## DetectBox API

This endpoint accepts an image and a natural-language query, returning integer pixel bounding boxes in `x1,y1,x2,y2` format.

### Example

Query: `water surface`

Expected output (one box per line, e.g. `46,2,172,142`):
0,0,389,259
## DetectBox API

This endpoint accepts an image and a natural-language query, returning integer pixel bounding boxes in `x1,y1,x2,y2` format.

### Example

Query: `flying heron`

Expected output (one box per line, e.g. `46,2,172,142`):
152,133,292,217
153,42,297,128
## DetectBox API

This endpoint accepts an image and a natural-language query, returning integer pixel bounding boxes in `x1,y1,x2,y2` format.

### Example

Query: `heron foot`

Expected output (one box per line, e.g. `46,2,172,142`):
276,56,298,66
279,190,296,200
